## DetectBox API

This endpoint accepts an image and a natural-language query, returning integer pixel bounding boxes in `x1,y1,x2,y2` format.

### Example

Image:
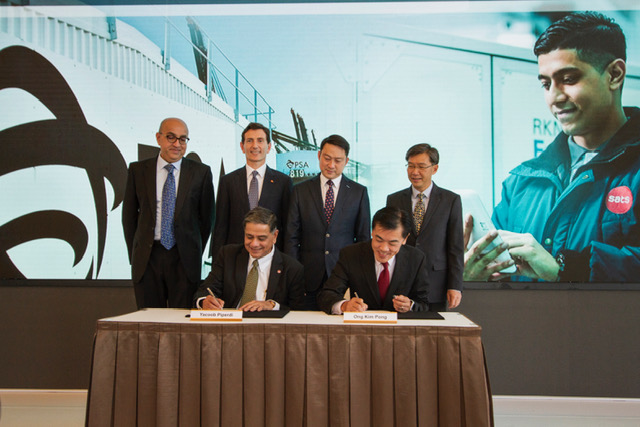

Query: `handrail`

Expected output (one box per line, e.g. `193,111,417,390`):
160,16,276,129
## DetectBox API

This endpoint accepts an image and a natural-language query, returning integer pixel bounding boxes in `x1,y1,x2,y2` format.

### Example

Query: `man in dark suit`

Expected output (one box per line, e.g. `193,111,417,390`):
285,134,371,310
386,143,463,312
318,207,429,314
210,122,292,259
194,207,304,311
122,117,214,309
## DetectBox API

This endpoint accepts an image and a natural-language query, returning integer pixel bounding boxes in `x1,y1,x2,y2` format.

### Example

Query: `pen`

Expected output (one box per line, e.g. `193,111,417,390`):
207,287,217,301
354,292,360,299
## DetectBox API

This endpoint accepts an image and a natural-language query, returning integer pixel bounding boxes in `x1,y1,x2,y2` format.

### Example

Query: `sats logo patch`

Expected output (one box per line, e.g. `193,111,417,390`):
606,186,633,214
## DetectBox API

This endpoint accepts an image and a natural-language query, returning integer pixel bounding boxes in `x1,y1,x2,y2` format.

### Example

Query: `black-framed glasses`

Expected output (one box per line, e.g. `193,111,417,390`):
406,163,435,171
161,132,189,145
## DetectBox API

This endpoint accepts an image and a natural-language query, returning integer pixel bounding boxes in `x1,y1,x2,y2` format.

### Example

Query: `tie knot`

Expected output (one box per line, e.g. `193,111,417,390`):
417,193,423,201
327,180,333,187
165,164,174,173
252,259,259,268
382,261,388,269
252,170,259,178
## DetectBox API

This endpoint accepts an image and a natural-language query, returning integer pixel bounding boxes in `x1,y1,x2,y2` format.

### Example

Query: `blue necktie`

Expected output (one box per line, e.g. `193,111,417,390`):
161,164,176,250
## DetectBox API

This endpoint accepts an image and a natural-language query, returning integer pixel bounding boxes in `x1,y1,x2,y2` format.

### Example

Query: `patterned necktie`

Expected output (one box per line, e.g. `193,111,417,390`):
378,262,390,302
248,170,259,209
239,260,259,307
160,164,176,249
324,180,335,223
413,193,425,234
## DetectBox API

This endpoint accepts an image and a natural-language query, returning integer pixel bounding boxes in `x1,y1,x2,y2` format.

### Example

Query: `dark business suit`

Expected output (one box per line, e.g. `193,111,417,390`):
285,174,371,308
386,184,463,310
210,165,292,258
318,242,430,313
122,155,214,308
194,244,304,311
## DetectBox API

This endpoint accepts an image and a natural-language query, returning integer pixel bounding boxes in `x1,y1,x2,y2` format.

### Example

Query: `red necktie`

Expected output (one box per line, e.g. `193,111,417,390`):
378,262,390,302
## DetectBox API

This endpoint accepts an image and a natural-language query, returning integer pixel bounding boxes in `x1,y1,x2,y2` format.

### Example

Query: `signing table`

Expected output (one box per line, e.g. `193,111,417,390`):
85,310,493,427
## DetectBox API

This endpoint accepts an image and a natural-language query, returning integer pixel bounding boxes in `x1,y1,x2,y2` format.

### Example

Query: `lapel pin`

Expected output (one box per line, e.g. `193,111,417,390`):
270,179,274,183
277,269,282,274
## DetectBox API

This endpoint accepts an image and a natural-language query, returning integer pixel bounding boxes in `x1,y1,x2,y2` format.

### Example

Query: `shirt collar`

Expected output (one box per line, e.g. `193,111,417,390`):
246,163,267,178
567,136,598,168
157,156,183,172
412,182,433,199
375,254,397,270
249,244,275,269
320,173,342,189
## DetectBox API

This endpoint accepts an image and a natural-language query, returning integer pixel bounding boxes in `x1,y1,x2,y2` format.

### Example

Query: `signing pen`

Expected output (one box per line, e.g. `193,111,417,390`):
207,287,217,301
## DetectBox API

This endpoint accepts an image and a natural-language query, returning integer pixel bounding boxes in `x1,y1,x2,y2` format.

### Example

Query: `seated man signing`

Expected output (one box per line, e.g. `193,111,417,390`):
318,207,430,314
193,207,304,311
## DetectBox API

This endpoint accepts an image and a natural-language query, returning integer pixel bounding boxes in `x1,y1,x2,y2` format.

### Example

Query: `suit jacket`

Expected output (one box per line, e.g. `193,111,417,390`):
318,242,430,313
386,183,463,303
193,244,304,310
285,174,371,293
122,156,215,284
210,165,292,258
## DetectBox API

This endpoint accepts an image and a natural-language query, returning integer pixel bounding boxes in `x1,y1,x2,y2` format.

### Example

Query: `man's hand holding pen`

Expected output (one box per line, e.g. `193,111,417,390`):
202,287,225,310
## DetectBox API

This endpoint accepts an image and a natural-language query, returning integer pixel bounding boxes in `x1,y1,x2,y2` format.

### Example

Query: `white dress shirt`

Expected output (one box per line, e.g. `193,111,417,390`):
320,173,342,205
411,182,433,212
331,254,398,314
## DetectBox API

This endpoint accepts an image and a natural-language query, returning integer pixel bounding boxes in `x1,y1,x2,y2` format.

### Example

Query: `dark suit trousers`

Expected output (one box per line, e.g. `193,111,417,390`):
428,302,447,312
134,242,196,309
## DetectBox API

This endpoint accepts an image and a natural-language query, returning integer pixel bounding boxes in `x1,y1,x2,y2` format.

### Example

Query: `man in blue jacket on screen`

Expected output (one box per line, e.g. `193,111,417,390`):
465,11,640,282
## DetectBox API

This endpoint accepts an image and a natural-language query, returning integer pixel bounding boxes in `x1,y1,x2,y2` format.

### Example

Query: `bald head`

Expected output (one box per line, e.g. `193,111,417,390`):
156,117,189,163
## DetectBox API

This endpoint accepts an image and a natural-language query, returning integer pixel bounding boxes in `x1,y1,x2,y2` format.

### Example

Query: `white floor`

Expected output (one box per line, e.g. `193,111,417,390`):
0,390,639,426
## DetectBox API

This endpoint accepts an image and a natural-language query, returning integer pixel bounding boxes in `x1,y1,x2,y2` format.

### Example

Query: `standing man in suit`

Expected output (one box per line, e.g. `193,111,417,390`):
122,117,214,308
386,143,463,312
285,134,371,310
210,122,292,259
318,207,429,314
194,207,304,311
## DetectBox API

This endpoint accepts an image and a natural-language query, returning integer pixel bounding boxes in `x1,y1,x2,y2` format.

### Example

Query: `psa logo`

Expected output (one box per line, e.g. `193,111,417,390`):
606,186,633,214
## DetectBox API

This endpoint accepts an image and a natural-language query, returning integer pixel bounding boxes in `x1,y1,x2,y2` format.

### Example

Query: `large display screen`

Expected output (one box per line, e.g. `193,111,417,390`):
1,1,639,285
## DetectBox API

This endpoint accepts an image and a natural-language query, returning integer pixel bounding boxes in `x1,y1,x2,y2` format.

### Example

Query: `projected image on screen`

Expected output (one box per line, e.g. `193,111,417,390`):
0,2,639,284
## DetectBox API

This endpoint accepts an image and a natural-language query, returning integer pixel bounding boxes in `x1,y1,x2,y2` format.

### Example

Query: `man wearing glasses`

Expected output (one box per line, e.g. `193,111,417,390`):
386,143,464,312
123,117,215,308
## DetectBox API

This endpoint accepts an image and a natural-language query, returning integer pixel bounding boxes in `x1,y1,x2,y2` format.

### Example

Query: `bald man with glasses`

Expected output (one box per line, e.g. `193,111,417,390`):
123,117,215,309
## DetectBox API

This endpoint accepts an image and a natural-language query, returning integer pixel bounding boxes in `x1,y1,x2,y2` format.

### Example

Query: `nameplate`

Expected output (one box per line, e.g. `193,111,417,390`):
343,311,397,324
190,310,243,321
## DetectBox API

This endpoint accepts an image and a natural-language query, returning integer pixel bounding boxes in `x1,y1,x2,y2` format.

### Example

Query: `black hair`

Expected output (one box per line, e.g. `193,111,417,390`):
242,122,271,144
405,143,439,165
320,134,350,157
243,207,278,232
534,11,626,72
372,207,412,238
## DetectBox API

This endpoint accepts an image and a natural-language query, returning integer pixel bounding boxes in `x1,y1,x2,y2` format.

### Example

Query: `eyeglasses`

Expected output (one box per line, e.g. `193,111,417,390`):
406,163,435,171
161,133,189,145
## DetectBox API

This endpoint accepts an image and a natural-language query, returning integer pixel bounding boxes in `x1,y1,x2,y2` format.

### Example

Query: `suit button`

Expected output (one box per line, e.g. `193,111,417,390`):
326,233,330,238
325,251,329,255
